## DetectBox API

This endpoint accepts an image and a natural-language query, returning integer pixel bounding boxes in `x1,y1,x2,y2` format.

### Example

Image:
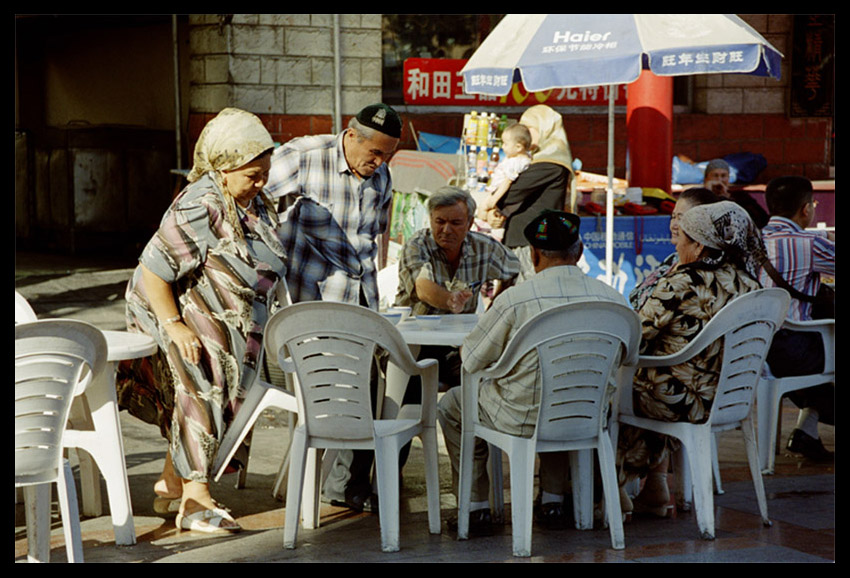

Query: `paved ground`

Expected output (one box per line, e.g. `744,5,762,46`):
15,251,835,563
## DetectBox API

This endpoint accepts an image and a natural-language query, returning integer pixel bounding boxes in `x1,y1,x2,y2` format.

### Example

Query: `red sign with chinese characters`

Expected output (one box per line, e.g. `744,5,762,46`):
403,58,627,106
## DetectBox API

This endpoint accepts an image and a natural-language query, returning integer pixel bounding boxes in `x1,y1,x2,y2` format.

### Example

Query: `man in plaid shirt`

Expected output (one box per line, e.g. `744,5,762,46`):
394,186,520,471
265,103,401,513
267,103,401,310
395,186,520,315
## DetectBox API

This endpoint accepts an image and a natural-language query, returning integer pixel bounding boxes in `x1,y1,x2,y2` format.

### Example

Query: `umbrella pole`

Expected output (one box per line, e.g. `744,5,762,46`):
605,86,616,287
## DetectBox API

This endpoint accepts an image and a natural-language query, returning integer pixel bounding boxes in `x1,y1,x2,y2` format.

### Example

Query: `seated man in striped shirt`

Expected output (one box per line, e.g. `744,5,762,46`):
760,176,835,462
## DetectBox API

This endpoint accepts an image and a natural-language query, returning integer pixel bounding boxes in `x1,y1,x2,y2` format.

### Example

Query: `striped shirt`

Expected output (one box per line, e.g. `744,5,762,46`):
759,216,835,321
462,265,628,437
395,228,520,315
266,132,393,309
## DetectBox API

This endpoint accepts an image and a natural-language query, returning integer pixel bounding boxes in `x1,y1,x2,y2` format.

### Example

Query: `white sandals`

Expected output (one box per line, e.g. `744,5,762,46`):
176,506,242,534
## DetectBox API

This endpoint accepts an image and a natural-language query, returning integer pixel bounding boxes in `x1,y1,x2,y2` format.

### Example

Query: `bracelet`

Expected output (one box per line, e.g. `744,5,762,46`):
162,314,182,326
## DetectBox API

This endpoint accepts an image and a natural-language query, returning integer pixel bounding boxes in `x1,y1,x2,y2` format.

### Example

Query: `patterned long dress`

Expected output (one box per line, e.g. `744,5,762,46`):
617,259,761,482
116,175,287,482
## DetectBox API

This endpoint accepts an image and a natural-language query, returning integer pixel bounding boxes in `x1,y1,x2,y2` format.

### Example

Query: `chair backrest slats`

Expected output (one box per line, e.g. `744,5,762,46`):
15,320,107,486
707,289,790,427
538,329,629,442
484,301,640,445
265,302,428,442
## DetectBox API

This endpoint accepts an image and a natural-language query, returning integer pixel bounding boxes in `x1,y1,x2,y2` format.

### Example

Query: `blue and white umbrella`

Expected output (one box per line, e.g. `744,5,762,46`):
461,14,782,285
462,14,781,94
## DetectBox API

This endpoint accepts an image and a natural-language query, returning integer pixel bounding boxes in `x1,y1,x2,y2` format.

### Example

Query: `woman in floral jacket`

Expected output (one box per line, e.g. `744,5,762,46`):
618,201,766,516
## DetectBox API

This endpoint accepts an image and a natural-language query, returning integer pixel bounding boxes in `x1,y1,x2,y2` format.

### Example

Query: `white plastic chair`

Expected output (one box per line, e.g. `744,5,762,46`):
14,291,39,505
458,301,641,557
757,317,835,474
615,288,790,540
265,301,441,553
15,291,137,545
16,319,108,563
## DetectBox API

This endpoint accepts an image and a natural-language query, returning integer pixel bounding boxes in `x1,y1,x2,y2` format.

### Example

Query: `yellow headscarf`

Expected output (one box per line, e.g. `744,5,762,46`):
186,108,277,237
519,105,573,171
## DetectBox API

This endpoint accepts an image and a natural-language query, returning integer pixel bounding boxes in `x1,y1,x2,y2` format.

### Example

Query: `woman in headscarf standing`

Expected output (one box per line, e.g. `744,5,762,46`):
617,201,765,517
495,104,574,280
117,108,287,534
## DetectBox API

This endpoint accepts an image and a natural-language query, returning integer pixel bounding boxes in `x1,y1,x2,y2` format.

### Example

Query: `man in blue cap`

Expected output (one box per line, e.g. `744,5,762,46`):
438,210,628,534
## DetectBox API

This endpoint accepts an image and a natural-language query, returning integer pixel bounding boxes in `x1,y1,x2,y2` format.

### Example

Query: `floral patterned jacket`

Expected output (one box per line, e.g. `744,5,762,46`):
632,259,761,424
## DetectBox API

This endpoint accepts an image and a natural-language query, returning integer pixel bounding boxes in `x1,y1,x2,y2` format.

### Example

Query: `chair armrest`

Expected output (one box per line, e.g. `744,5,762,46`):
415,358,440,371
781,318,835,374
782,318,834,342
460,360,512,427
460,369,482,427
637,350,695,368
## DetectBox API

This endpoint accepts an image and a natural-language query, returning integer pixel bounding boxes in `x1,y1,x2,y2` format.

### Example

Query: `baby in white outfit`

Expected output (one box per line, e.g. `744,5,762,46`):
477,122,532,219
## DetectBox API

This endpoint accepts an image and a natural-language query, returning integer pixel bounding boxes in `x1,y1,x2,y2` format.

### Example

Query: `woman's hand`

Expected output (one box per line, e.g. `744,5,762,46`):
140,264,204,365
163,321,203,365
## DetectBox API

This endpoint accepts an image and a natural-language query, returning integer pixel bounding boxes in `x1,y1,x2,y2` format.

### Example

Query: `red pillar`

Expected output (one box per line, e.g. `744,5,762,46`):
626,70,673,192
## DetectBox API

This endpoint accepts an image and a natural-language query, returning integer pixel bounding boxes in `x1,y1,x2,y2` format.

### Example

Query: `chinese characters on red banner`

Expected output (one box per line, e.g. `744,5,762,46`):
403,58,627,107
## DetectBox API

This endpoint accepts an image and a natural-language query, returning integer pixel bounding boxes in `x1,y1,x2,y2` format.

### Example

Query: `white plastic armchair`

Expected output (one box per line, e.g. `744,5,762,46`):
265,301,442,553
16,319,108,563
14,290,140,545
615,288,790,540
458,301,641,557
757,317,835,474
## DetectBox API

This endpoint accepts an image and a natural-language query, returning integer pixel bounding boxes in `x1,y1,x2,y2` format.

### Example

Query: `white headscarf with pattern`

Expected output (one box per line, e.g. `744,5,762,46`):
680,200,766,278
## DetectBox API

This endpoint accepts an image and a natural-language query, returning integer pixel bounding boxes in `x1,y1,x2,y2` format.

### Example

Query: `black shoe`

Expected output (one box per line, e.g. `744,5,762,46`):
534,502,569,530
786,428,834,462
335,487,379,513
447,508,494,537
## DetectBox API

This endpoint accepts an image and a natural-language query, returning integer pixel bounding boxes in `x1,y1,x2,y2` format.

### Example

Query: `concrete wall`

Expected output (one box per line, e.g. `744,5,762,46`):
189,14,382,116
